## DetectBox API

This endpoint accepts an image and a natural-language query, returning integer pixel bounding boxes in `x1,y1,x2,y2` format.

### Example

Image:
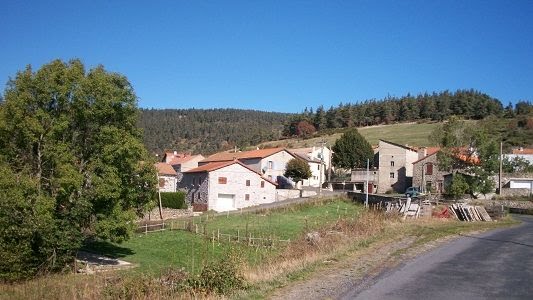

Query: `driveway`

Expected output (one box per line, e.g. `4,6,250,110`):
345,215,533,300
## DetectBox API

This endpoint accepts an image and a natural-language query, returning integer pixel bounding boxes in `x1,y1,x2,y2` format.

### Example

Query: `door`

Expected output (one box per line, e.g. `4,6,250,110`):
215,193,235,212
368,182,373,193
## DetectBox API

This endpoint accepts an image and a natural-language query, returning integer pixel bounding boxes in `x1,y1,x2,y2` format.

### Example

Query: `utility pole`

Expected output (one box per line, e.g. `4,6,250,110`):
327,145,332,190
365,159,369,207
499,141,503,194
319,141,325,196
157,172,163,219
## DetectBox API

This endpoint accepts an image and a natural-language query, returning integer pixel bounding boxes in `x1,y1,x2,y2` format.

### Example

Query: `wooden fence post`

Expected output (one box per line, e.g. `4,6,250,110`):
145,223,148,234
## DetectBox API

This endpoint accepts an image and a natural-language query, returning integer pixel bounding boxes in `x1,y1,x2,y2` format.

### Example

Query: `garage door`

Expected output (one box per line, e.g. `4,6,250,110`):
215,194,236,212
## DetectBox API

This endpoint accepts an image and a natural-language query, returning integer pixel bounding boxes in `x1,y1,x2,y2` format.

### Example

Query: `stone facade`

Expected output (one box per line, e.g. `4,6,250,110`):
377,140,419,193
412,153,449,194
181,162,277,212
180,172,209,210
158,175,177,192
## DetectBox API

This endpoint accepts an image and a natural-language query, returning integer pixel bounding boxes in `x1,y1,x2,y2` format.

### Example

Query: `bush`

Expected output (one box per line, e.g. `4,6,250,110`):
160,192,187,209
188,256,245,295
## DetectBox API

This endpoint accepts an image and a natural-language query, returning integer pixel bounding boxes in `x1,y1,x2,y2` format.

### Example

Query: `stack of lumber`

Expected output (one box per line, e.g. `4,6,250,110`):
448,204,492,222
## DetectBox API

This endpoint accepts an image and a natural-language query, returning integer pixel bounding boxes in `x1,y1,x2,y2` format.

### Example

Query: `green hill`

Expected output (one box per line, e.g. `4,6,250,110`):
260,122,443,149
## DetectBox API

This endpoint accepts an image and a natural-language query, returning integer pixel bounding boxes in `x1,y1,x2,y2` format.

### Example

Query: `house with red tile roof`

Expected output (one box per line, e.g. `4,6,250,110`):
199,147,297,184
412,147,483,194
161,151,205,182
155,162,178,192
180,160,277,212
289,146,333,187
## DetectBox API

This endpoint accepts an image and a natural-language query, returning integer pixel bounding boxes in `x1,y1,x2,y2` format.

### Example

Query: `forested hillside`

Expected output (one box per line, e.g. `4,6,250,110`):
139,109,291,154
139,90,532,155
284,89,508,136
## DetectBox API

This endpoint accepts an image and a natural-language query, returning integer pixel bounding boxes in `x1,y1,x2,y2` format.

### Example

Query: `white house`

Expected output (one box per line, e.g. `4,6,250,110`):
289,146,333,187
155,162,178,192
181,160,277,212
290,152,322,187
199,148,297,184
162,151,205,182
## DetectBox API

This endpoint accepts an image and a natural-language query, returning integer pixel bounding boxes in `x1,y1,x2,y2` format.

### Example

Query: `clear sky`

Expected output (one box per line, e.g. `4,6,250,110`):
1,0,532,113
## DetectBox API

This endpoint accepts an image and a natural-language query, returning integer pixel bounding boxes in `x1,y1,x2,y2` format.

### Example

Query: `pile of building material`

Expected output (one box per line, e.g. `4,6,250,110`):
448,204,492,222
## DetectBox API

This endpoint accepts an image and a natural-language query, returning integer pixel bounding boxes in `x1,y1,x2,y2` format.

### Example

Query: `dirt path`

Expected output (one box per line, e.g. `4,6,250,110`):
269,234,459,300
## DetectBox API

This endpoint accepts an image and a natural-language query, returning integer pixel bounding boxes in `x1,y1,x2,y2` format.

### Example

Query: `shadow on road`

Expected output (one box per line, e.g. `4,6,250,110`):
458,233,533,248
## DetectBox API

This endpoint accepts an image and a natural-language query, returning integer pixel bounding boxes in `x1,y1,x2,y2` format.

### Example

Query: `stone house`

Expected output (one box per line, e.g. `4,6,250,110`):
181,160,277,212
376,140,419,193
289,146,333,187
155,162,178,192
161,151,205,182
290,152,322,187
199,148,297,184
412,150,446,194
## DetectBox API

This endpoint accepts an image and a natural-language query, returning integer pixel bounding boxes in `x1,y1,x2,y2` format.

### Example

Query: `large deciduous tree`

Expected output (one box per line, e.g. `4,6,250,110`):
430,117,499,197
332,129,374,169
0,59,156,280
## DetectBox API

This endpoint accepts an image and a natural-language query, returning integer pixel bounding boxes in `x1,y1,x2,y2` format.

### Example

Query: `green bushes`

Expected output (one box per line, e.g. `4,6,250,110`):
160,192,187,209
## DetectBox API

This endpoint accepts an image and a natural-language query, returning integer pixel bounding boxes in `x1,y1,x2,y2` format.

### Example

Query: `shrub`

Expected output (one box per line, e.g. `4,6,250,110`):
160,192,187,209
188,256,245,295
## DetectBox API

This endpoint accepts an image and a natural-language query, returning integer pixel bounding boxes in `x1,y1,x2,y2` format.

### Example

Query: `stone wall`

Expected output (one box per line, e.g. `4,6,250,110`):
141,207,194,221
501,188,531,197
347,191,400,205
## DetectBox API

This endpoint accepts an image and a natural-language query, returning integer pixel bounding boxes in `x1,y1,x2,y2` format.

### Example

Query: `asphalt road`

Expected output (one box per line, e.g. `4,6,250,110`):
345,215,533,300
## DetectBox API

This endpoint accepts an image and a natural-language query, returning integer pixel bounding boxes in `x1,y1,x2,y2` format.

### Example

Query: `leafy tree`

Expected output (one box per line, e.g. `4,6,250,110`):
503,156,533,173
448,173,470,198
332,129,374,169
431,117,499,197
295,120,316,138
0,59,156,280
284,158,312,184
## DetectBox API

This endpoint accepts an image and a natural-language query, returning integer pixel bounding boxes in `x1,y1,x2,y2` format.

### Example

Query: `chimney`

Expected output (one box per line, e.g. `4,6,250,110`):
418,147,427,160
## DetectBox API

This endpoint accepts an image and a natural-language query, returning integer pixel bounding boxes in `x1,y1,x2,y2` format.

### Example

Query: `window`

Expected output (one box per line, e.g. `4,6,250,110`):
391,161,395,167
426,163,433,175
389,172,395,178
261,181,265,188
426,181,432,193
245,194,250,201
318,164,321,170
218,177,227,184
159,178,165,187
246,180,250,186
437,181,443,193
268,161,274,169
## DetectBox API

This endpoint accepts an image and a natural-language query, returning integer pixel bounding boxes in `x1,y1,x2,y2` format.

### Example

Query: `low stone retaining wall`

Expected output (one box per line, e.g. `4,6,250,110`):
276,189,317,201
141,207,194,221
347,192,401,205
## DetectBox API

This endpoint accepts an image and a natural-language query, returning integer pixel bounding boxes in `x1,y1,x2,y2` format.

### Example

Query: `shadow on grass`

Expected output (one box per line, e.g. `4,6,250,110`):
82,240,135,258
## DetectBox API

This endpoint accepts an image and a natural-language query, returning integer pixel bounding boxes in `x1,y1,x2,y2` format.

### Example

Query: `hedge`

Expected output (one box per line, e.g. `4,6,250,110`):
159,191,187,209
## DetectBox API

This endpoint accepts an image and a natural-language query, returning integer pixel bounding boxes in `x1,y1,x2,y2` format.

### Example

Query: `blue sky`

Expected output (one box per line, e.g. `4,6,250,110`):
1,0,532,113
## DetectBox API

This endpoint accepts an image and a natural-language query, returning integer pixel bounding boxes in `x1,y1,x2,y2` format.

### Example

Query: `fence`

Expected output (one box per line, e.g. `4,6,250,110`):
137,219,291,248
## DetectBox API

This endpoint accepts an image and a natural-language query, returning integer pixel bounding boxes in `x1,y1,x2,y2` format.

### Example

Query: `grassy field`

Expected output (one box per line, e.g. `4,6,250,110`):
2,196,517,299
260,122,443,149
84,198,362,273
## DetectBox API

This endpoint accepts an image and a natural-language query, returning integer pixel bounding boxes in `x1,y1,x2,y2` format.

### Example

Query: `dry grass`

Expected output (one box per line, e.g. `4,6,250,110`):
242,210,397,283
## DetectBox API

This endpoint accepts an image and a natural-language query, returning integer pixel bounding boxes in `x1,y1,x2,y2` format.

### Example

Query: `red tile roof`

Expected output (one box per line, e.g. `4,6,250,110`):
201,147,291,163
412,147,480,165
185,160,277,186
512,148,533,155
155,163,177,176
168,154,203,166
